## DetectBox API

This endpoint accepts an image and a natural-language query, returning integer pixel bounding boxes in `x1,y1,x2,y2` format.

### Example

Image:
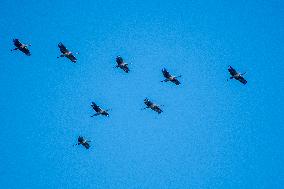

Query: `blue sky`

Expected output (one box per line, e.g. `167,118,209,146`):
0,0,283,188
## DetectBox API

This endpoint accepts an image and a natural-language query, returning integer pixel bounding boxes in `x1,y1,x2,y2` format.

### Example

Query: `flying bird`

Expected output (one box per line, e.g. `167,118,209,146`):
227,66,247,85
91,102,110,117
115,56,130,73
142,98,163,114
11,39,31,56
57,42,78,63
161,68,181,85
74,136,91,149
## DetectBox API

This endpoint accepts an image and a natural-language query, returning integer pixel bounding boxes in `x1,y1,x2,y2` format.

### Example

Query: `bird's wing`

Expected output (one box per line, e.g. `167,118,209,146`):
20,48,31,56
145,100,153,107
78,137,84,143
67,54,77,63
83,142,90,149
162,68,171,78
93,105,102,112
154,106,163,114
172,79,180,85
116,57,124,64
13,39,22,48
58,42,69,54
228,66,238,76
122,65,129,73
237,76,247,85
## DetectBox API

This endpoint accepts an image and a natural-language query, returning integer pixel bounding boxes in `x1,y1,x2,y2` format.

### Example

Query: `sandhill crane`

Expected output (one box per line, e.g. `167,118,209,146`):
11,39,31,56
74,136,91,149
228,66,247,85
142,98,163,114
115,56,130,73
91,102,110,117
57,42,78,63
161,68,181,85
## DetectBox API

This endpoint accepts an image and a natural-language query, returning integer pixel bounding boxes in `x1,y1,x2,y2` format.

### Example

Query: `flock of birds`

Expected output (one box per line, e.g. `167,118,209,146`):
11,38,248,149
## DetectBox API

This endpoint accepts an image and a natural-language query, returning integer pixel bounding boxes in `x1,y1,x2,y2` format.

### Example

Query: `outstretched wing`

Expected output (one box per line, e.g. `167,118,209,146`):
13,39,22,48
153,106,163,114
82,142,90,149
91,102,102,112
58,42,69,54
78,136,84,143
122,65,129,73
172,79,180,85
116,56,124,65
237,76,247,85
20,48,31,56
67,54,77,63
144,99,153,107
228,66,238,76
162,68,171,78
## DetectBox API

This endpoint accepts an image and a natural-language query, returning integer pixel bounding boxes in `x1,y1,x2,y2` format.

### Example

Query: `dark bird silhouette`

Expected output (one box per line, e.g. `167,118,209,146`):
74,136,91,149
227,66,247,85
57,42,78,63
11,39,31,56
161,68,181,85
91,102,110,117
142,98,163,114
115,56,130,73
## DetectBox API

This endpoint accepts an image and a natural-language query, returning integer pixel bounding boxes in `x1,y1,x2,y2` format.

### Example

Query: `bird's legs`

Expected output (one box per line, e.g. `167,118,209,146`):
57,54,65,58
73,143,79,147
141,107,150,110
11,48,18,51
227,77,234,81
161,79,169,82
91,113,100,117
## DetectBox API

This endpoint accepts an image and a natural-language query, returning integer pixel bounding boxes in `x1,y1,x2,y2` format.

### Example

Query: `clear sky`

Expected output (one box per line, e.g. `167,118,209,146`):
0,0,283,188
